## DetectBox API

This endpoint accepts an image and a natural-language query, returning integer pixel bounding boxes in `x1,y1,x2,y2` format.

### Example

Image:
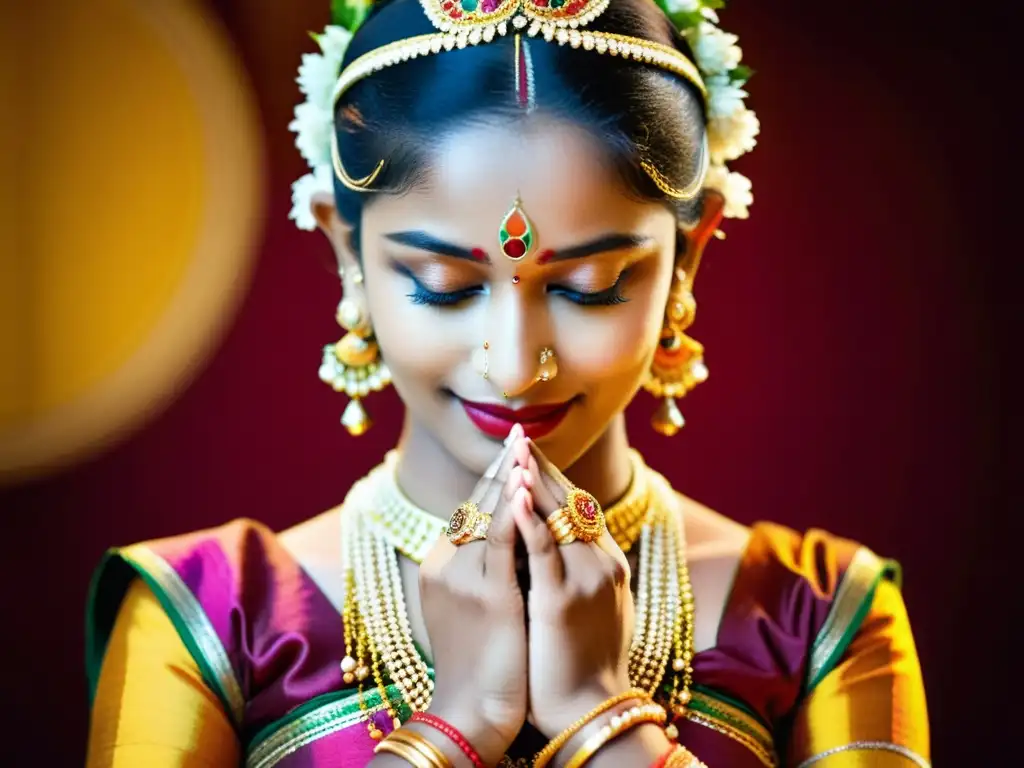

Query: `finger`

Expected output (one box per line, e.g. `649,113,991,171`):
479,423,522,487
420,533,456,580
503,466,525,502
483,483,522,581
527,455,564,520
526,439,571,506
512,433,531,468
512,486,564,587
591,532,631,587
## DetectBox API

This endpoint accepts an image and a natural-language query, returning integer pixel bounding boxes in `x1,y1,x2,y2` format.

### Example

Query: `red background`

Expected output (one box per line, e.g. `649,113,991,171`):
1,0,1013,763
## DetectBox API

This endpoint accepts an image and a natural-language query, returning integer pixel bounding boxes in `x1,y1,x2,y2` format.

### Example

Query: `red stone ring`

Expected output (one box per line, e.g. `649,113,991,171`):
546,488,605,545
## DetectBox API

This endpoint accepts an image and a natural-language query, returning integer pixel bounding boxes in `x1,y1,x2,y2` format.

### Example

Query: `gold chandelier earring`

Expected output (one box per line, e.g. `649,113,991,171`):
318,268,391,435
642,270,709,436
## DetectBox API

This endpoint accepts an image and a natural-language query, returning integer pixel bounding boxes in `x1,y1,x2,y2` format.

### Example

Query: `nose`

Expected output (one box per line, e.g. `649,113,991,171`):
484,288,548,401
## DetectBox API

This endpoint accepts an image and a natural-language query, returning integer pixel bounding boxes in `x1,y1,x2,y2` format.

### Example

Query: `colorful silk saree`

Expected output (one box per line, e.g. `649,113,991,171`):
85,515,929,767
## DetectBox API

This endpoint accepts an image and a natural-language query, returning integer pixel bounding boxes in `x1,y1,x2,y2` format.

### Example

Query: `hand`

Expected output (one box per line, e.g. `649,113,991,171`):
418,424,533,765
511,440,636,739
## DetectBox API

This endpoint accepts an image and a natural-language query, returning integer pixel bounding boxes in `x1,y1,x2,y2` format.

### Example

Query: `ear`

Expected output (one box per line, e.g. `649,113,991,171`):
311,190,360,279
675,189,725,289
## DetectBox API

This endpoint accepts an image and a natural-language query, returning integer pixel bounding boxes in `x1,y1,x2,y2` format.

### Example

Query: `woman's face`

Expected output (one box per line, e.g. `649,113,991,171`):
345,118,681,474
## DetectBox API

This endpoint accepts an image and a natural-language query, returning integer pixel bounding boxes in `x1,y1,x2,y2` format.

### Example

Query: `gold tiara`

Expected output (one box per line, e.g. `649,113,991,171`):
330,0,709,198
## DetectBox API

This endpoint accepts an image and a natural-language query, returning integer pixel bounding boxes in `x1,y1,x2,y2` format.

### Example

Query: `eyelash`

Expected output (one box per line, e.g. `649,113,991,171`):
400,265,632,308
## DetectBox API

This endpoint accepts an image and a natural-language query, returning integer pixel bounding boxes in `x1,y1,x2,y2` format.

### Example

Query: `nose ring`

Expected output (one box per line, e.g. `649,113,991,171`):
536,347,557,383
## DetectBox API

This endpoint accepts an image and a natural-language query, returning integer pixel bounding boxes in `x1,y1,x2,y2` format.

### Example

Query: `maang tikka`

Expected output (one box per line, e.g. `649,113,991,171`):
318,267,392,435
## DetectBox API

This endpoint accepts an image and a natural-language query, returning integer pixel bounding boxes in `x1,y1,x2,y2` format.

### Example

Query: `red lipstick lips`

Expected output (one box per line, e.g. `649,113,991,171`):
460,398,573,440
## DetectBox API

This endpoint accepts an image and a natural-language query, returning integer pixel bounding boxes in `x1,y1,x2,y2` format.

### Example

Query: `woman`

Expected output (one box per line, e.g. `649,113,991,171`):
85,0,930,766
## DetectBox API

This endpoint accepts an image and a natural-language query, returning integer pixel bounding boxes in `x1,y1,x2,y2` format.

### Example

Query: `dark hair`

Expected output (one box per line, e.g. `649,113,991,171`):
333,0,707,255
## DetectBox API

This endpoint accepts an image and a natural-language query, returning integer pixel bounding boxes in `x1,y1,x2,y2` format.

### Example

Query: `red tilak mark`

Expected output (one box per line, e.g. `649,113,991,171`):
471,247,489,262
536,249,555,265
517,41,529,107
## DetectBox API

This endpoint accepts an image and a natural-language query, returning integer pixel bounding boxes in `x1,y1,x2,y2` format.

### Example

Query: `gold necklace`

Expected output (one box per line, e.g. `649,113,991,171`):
366,450,653,560
339,454,697,742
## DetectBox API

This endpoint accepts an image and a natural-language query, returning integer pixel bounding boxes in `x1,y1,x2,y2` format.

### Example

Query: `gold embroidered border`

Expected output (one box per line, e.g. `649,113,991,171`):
683,710,778,768
795,741,931,768
120,545,246,725
806,546,884,690
688,690,777,766
246,684,408,768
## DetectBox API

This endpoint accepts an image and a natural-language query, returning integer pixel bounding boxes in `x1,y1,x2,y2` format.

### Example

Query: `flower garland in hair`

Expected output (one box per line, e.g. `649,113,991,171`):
288,0,372,231
656,0,759,219
289,0,758,230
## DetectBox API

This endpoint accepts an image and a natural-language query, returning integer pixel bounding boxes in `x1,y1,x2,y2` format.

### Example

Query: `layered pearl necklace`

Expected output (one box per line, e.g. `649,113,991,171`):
339,452,696,741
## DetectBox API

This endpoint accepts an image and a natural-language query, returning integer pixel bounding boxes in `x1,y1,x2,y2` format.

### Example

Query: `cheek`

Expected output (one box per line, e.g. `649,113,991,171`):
363,274,464,383
558,275,669,386
557,302,661,385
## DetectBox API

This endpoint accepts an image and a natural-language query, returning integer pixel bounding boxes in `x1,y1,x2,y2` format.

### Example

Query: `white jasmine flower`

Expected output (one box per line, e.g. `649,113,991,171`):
708,106,760,164
289,163,334,231
296,51,340,107
664,0,701,12
289,101,333,168
701,8,719,23
318,25,355,57
705,164,753,219
705,73,748,119
688,23,742,76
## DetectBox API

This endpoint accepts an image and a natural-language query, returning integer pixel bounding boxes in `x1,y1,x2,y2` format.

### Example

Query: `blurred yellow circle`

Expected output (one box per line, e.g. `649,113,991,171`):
0,1,264,482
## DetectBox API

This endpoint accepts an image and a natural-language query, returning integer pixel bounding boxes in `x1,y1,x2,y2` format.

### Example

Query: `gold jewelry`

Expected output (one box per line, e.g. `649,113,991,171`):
663,745,709,768
481,341,490,380
447,501,491,545
378,729,452,768
547,487,605,544
533,689,650,768
318,275,391,436
331,1,707,196
340,455,696,741
562,702,668,768
641,134,710,202
642,280,708,436
375,736,442,768
535,346,557,383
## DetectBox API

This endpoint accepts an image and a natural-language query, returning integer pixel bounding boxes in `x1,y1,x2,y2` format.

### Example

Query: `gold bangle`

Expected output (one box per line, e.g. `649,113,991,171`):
562,702,668,768
664,744,709,768
384,729,453,768
375,737,434,768
533,689,650,768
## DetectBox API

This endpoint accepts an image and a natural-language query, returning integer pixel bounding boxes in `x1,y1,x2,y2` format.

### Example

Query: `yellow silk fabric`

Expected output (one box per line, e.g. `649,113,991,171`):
86,580,239,768
86,557,930,767
786,579,930,766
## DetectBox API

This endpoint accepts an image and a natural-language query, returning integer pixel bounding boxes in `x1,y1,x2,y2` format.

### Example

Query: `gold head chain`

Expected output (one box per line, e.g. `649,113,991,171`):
329,0,709,200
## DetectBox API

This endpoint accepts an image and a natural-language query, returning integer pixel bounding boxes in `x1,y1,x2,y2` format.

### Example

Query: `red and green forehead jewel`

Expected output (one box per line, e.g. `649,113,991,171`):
499,197,535,260
434,0,600,23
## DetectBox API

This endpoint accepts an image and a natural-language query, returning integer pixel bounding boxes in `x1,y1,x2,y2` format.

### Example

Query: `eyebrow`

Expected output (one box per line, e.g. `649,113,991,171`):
544,233,655,263
383,231,491,264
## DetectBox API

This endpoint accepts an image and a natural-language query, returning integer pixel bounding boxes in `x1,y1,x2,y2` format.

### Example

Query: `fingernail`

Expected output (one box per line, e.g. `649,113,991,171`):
521,468,534,488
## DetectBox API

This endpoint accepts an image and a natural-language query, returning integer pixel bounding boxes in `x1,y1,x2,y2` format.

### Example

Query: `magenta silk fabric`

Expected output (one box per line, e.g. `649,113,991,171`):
140,519,859,765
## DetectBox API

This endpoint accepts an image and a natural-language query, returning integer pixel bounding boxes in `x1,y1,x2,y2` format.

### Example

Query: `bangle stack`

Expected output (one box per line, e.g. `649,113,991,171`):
533,689,650,768
562,702,668,768
374,728,452,768
534,690,709,768
652,744,709,768
409,713,486,768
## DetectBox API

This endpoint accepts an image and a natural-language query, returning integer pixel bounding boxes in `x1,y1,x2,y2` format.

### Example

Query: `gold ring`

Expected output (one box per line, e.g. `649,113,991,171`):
447,502,491,545
546,487,605,544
